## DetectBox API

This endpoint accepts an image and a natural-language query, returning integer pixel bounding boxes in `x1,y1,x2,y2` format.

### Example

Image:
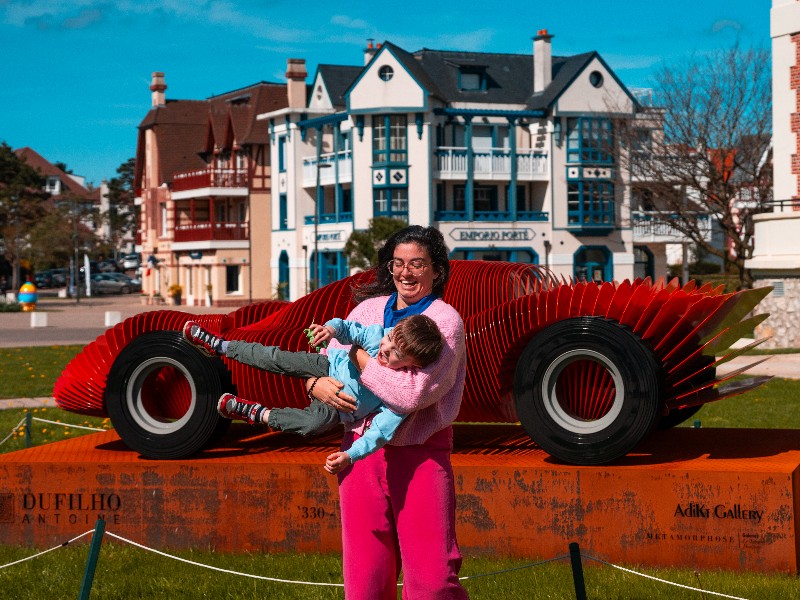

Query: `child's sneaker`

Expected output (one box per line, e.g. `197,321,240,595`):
217,393,268,425
183,321,225,356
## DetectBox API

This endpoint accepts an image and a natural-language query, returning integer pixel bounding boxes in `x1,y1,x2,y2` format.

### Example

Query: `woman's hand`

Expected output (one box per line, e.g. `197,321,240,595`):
324,451,352,475
306,376,357,412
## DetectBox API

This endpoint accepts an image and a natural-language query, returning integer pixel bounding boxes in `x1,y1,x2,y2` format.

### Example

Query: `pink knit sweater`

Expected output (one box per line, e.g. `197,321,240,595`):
326,295,466,446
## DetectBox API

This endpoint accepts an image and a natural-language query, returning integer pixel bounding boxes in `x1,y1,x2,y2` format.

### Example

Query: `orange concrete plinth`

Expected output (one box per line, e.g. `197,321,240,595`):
0,426,798,573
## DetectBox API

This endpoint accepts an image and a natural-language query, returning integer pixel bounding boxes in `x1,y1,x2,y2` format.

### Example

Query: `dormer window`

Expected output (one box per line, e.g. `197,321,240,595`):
459,67,486,91
45,176,60,194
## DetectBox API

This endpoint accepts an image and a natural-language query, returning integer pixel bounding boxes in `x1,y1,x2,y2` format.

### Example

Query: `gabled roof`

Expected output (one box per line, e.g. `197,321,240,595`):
317,65,362,108
14,147,95,200
136,82,288,186
208,82,288,144
346,41,629,113
384,42,445,101
136,100,209,186
526,52,597,109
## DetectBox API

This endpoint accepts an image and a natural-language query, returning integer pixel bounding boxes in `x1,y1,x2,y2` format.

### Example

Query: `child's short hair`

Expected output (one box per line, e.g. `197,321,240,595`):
391,314,444,367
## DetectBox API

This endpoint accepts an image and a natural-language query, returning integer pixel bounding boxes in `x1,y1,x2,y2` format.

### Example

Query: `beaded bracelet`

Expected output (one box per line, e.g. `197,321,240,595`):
307,376,320,401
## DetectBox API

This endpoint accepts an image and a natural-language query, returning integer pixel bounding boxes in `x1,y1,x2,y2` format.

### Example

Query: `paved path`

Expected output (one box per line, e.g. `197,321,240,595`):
0,292,223,348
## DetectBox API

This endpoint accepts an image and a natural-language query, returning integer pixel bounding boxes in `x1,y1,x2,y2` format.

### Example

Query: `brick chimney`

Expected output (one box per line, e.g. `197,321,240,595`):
285,58,307,109
533,29,553,93
364,39,378,65
150,72,167,106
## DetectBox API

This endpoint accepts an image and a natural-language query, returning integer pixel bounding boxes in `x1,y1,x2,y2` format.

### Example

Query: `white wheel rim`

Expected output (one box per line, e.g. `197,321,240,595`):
540,349,625,434
125,356,197,434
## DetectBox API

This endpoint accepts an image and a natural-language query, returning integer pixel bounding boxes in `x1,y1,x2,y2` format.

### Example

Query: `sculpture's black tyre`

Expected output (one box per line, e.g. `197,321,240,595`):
514,317,663,465
657,405,703,430
105,331,231,459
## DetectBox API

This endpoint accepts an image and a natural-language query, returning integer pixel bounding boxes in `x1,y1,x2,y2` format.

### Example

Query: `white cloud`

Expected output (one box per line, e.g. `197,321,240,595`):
711,19,743,34
330,15,369,30
2,0,313,41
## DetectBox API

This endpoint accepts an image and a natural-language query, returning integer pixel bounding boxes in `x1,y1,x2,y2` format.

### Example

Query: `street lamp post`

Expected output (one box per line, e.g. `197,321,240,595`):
313,161,332,291
10,194,20,294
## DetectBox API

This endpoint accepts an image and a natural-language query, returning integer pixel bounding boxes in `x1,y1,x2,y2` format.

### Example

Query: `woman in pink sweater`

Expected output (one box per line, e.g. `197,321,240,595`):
310,225,469,599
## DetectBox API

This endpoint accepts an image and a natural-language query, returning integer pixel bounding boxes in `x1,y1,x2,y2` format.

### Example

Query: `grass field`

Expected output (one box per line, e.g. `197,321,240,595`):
0,345,798,598
0,542,798,599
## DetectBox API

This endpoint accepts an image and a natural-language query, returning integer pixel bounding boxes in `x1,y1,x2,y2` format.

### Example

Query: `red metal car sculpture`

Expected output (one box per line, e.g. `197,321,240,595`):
53,261,772,465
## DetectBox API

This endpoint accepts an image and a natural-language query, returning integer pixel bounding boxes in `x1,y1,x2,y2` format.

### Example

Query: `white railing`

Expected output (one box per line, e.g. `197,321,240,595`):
436,147,548,180
632,211,713,243
302,150,352,187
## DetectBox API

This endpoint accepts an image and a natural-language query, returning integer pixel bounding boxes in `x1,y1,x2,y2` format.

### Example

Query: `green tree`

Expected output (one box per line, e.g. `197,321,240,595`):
0,142,48,290
343,217,408,270
618,43,772,290
104,157,137,256
27,196,96,270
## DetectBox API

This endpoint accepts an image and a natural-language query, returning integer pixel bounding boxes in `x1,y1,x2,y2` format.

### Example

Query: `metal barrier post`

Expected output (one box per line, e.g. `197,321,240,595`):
24,412,32,448
78,518,106,600
569,542,588,600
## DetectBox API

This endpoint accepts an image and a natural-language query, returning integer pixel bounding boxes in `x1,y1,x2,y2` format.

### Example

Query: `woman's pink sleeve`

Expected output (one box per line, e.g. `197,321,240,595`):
359,308,464,415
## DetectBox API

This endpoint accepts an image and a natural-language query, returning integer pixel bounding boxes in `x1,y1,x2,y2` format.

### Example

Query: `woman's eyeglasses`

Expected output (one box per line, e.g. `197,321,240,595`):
387,259,430,276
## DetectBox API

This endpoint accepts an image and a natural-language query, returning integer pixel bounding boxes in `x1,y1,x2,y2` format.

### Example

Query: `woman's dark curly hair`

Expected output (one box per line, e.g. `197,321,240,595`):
353,226,451,303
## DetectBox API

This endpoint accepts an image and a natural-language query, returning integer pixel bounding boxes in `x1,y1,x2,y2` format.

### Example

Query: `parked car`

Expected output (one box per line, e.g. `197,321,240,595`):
50,268,67,287
88,273,135,294
120,253,141,270
53,261,772,463
98,260,120,273
34,270,54,288
102,272,142,293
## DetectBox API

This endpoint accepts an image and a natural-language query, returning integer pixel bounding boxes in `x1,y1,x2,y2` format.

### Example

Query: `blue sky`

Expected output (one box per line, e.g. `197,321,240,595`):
0,0,769,187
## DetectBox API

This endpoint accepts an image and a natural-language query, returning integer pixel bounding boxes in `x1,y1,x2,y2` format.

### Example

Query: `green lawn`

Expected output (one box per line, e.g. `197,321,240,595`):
0,345,84,399
0,543,797,599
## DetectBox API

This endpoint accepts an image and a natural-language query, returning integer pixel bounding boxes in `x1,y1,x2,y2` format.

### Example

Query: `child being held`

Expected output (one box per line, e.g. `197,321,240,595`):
183,313,443,474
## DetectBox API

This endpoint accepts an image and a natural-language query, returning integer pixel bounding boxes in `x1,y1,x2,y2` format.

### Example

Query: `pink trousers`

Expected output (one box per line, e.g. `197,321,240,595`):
338,427,469,599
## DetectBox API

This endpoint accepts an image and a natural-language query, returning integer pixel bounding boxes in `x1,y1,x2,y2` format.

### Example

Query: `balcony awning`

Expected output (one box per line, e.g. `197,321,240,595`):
434,107,545,119
296,112,349,130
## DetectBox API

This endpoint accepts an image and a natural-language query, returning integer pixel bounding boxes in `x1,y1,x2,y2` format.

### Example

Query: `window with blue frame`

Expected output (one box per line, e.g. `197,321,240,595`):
373,188,408,218
340,187,353,219
451,248,536,263
458,67,487,91
278,251,290,300
373,115,407,164
278,136,287,172
566,117,613,164
567,181,615,227
574,246,611,283
454,185,498,215
313,251,349,287
278,194,288,230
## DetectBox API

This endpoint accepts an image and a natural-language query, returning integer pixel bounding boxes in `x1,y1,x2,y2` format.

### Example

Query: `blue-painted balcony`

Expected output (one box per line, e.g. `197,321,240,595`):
435,147,549,181
302,151,352,187
435,210,549,222
304,212,354,225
